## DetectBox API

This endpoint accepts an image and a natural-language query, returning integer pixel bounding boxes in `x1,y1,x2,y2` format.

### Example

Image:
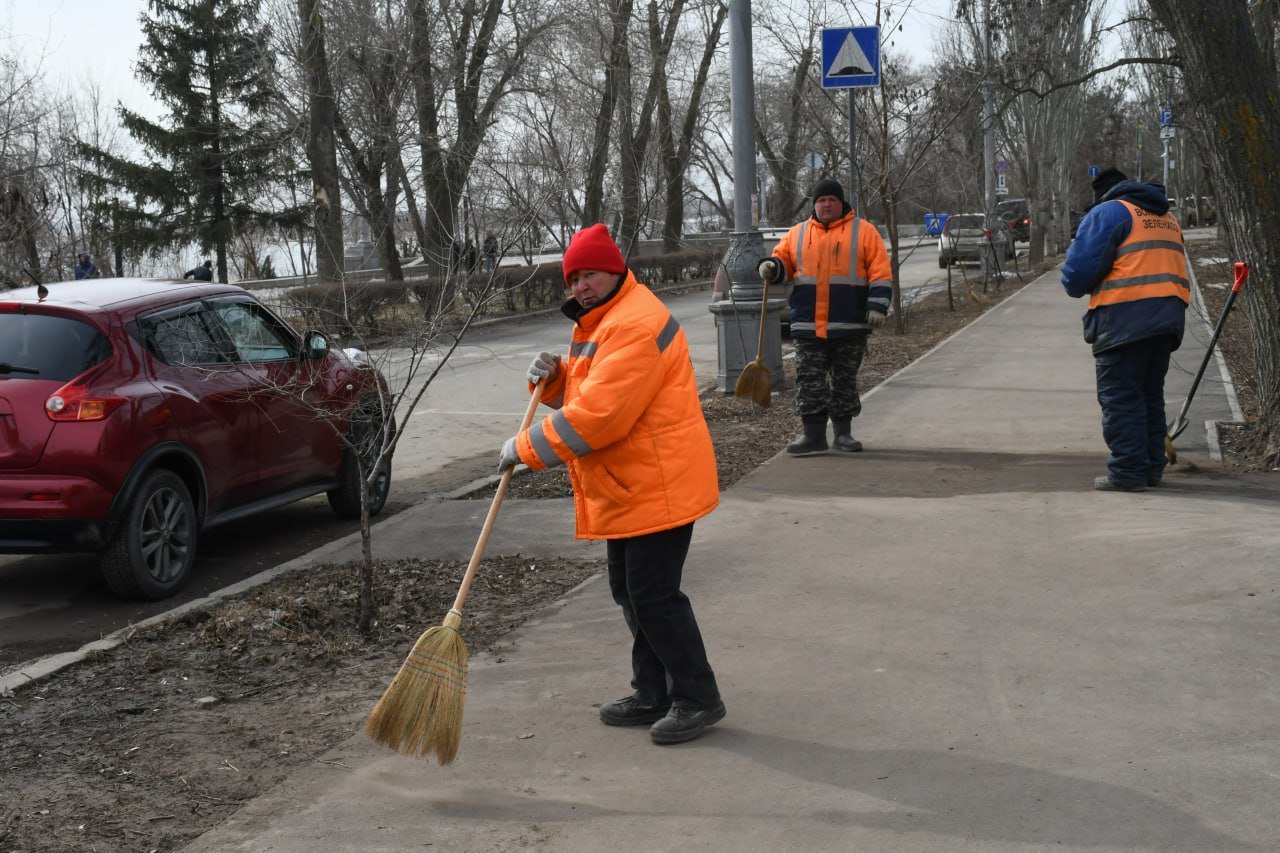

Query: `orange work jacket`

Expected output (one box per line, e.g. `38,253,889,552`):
1089,201,1189,309
516,272,718,539
771,210,893,338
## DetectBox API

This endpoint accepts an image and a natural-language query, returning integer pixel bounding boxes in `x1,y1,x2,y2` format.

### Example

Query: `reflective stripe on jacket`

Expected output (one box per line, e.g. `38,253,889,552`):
516,271,718,539
771,210,892,338
1088,200,1189,310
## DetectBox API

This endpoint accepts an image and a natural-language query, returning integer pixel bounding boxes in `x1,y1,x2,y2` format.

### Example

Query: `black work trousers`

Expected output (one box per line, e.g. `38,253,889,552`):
606,522,720,709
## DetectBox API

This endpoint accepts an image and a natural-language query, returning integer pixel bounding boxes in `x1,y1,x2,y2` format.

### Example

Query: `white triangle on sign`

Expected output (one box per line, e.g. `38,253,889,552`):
829,32,874,76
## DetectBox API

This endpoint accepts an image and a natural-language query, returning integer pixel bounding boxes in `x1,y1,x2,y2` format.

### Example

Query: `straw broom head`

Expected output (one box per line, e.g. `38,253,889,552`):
734,358,772,408
365,609,468,764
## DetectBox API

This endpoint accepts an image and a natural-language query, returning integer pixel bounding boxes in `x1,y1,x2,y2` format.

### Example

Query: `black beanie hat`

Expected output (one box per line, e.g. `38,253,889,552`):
811,178,846,203
1091,167,1127,203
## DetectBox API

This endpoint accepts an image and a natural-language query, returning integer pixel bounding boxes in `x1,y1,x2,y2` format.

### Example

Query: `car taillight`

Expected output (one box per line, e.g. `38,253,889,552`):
45,362,126,422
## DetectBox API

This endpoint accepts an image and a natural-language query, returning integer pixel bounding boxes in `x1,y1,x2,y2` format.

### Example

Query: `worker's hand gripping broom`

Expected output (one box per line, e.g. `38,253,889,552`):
733,268,774,407
365,380,545,764
1165,261,1248,465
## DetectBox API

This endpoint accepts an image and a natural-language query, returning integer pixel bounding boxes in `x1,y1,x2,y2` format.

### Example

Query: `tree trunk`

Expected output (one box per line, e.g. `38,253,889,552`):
660,1,726,250
1148,0,1280,460
298,0,344,284
583,0,634,226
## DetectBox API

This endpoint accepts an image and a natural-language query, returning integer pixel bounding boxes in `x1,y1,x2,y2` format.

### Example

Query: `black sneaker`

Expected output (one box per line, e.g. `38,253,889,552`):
599,695,670,726
1094,476,1146,492
649,700,727,745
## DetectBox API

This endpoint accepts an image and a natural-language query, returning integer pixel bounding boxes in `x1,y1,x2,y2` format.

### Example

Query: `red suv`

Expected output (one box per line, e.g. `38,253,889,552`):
0,278,393,600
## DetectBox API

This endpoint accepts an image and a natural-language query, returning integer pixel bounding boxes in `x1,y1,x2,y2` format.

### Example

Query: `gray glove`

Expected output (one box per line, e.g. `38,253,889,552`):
867,311,886,329
757,257,785,283
497,436,521,473
526,351,561,385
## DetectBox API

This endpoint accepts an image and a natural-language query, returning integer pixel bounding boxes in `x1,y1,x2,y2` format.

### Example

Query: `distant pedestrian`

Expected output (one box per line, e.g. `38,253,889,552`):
74,252,99,280
482,232,498,273
1061,167,1189,492
183,260,214,281
496,223,725,745
757,178,891,455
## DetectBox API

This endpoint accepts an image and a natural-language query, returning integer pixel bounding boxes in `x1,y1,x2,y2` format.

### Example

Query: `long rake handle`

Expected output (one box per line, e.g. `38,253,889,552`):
1170,262,1247,438
753,275,771,360
448,379,545,615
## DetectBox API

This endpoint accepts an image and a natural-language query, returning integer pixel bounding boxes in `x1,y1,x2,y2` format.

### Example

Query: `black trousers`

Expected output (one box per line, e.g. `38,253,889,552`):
606,522,720,709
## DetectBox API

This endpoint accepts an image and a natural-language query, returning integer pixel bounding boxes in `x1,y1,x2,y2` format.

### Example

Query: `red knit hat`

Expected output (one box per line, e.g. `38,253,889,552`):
562,223,626,285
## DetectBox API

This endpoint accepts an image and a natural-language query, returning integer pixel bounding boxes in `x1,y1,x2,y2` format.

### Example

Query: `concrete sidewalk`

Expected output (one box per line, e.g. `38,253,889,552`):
187,270,1279,852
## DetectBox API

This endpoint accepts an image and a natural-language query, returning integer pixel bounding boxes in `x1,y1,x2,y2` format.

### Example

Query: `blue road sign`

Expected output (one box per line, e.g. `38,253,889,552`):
1159,108,1173,127
821,27,881,89
1088,164,1100,178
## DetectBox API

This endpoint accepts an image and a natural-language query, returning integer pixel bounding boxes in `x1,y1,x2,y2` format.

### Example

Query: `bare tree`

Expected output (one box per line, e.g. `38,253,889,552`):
1146,0,1280,464
297,0,345,283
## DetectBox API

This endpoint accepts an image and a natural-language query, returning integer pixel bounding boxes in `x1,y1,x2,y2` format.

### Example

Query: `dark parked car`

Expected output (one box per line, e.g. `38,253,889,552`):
0,278,393,600
997,197,1031,242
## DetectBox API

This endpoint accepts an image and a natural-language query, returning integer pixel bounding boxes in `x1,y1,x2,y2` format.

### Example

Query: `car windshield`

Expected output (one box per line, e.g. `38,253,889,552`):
0,312,112,381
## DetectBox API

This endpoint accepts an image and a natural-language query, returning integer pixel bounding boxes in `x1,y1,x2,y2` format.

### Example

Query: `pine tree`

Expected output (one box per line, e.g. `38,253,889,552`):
80,0,303,281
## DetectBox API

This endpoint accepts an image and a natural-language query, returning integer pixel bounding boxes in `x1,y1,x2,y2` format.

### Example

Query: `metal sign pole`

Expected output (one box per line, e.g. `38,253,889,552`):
848,88,859,214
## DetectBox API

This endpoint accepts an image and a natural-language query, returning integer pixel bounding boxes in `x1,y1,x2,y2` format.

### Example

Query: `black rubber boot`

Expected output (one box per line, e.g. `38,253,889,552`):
831,417,863,453
787,416,829,455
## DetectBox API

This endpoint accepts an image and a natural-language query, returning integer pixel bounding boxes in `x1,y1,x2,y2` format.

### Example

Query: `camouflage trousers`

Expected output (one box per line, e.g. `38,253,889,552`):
793,333,869,420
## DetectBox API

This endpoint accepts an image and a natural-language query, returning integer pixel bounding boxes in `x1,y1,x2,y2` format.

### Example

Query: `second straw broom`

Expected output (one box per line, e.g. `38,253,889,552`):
733,268,775,407
365,379,545,764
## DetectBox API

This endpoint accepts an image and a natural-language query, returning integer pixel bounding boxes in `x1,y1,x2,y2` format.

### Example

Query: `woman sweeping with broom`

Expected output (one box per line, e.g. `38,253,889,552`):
496,223,727,745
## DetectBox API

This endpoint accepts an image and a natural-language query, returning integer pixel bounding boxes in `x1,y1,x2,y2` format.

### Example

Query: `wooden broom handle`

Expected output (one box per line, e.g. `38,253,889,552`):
754,275,771,360
448,378,546,616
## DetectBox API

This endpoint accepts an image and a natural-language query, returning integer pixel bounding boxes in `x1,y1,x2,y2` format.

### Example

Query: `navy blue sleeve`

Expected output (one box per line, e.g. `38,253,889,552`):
1061,202,1132,299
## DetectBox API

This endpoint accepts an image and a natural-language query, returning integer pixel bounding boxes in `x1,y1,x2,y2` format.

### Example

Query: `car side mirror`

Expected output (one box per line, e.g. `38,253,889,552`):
302,330,330,360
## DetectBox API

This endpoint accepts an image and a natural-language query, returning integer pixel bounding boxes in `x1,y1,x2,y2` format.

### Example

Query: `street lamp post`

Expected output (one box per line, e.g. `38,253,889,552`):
707,0,786,395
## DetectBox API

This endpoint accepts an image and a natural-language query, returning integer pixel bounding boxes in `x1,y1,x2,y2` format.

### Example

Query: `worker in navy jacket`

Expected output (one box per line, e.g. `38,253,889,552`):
1062,167,1188,492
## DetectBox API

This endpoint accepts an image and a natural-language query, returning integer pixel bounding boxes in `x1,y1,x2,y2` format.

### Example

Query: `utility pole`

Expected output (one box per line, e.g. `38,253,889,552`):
981,0,998,271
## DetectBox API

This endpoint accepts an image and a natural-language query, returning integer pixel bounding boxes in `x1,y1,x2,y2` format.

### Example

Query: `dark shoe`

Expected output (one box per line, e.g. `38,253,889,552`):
1094,476,1146,493
599,694,670,726
830,417,863,452
786,418,828,455
649,700,727,745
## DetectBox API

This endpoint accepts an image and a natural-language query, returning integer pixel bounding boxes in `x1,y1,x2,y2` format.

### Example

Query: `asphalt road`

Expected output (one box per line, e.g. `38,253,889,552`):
0,248,966,672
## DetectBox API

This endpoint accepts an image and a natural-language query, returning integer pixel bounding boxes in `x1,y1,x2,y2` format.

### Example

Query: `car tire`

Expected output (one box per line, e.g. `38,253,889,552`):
938,255,948,269
327,409,394,520
100,469,198,600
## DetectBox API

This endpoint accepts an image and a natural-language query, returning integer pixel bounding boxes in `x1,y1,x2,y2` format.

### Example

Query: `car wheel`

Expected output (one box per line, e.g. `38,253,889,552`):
100,470,198,600
938,255,948,269
327,409,395,520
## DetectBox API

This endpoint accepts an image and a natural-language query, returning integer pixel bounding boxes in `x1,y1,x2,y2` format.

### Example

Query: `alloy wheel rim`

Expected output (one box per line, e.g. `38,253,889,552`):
138,486,192,584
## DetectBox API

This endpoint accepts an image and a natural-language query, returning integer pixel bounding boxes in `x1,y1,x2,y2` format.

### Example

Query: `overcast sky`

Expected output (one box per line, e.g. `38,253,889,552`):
4,0,961,121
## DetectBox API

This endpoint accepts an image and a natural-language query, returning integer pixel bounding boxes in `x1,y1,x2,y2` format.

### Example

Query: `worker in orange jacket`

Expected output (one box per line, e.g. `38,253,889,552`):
758,179,893,455
496,223,725,745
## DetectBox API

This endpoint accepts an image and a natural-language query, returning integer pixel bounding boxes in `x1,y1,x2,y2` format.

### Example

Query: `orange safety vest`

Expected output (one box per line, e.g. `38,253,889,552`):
517,272,718,539
1089,200,1189,309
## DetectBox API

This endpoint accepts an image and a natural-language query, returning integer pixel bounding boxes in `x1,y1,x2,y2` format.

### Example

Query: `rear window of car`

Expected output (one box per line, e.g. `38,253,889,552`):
0,312,112,381
946,215,985,231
